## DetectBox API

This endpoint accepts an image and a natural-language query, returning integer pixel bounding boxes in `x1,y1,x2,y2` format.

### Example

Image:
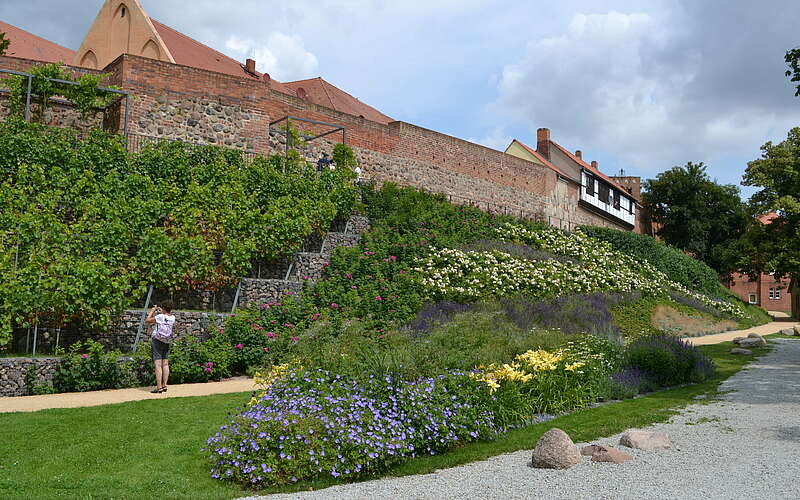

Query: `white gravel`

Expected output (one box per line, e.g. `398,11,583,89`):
245,339,800,500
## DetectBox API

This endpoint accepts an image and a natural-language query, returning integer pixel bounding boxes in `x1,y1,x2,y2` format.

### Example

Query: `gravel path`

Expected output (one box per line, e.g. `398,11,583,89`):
248,339,800,500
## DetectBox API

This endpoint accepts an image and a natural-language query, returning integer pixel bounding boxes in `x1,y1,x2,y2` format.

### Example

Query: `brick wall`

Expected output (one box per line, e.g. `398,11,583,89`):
729,272,793,313
0,53,636,232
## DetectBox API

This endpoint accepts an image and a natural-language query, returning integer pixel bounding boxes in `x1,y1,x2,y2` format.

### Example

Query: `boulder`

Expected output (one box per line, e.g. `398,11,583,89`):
532,428,582,469
780,328,794,335
747,332,764,340
591,447,633,464
619,430,672,451
730,348,753,355
794,324,800,335
732,337,745,345
580,444,605,456
738,337,766,348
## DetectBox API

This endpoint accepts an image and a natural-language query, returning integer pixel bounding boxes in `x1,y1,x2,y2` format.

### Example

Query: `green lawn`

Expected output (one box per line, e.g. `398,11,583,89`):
0,341,770,499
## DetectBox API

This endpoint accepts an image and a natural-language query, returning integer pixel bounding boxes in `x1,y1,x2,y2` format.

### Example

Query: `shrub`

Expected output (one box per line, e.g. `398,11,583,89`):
608,366,658,399
53,339,135,392
206,369,497,487
579,225,721,296
166,333,233,383
625,334,715,387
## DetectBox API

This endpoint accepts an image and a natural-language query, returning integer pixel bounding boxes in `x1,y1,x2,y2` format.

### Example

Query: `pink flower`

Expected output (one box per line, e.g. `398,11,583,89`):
311,313,321,321
375,296,382,301
351,285,358,289
284,323,294,329
303,275,310,280
235,343,243,350
263,347,270,352
206,362,214,368
204,367,212,373
218,328,225,334
267,331,275,338
81,354,88,359
330,303,339,310
291,336,299,343
345,273,353,279
390,255,397,261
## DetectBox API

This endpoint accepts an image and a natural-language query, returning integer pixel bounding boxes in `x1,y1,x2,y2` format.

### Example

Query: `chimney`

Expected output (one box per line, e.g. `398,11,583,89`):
575,150,582,159
536,128,551,160
591,160,598,169
245,58,256,74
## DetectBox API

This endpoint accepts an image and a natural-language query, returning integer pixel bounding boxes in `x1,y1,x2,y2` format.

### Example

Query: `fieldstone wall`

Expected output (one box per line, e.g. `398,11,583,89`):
238,279,304,308
292,252,331,281
0,93,105,134
322,232,361,252
0,357,59,397
133,95,265,151
348,215,370,234
111,309,229,347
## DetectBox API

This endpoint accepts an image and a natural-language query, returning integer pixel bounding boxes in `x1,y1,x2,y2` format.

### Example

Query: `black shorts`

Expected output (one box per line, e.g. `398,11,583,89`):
151,339,171,360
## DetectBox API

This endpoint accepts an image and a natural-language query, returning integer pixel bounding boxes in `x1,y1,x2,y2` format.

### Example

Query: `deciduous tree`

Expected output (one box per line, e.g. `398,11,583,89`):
642,161,749,275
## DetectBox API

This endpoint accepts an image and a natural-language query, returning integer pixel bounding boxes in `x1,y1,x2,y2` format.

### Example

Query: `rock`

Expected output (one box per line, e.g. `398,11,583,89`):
731,348,753,355
738,337,766,348
794,325,800,335
747,332,764,340
733,337,745,345
591,447,633,464
580,444,605,456
780,328,794,335
532,428,582,469
619,430,672,451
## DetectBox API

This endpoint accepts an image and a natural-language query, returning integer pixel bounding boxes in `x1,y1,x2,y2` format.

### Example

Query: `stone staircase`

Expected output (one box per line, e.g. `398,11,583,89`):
114,214,370,346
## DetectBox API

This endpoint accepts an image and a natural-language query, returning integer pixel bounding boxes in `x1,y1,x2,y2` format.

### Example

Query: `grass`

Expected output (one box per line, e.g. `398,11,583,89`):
0,340,769,499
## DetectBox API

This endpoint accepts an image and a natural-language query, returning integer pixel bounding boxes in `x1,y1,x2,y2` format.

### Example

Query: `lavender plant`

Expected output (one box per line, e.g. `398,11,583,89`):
626,334,715,387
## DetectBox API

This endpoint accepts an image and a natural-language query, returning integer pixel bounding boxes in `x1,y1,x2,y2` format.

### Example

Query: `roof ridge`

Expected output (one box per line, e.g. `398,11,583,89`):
549,140,631,193
512,139,566,176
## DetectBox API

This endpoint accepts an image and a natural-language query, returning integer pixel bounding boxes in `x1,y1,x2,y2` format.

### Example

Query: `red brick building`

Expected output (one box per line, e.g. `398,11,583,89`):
727,213,795,315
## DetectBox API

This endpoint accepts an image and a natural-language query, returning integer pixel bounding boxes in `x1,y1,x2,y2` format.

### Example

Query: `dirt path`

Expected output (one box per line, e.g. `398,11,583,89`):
685,321,798,345
0,376,257,413
3,322,795,414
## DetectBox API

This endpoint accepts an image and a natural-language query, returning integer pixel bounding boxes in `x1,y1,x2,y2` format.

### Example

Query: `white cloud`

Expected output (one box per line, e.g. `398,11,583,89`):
225,32,318,81
493,7,800,182
468,127,512,151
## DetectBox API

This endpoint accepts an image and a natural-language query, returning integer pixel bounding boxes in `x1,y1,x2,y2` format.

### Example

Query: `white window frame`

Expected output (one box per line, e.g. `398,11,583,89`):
749,294,758,304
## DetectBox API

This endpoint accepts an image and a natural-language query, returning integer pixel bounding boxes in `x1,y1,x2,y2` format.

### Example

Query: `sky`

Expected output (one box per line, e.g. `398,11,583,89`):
2,0,800,200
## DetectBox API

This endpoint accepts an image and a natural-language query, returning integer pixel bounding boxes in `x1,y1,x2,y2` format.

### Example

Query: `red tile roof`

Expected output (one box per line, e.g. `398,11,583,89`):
757,212,780,225
281,78,393,124
548,140,632,195
509,139,566,176
150,20,391,123
0,20,75,63
151,19,259,81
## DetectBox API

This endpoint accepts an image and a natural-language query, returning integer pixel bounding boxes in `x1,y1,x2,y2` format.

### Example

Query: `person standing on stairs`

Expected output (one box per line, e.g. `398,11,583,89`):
145,301,176,394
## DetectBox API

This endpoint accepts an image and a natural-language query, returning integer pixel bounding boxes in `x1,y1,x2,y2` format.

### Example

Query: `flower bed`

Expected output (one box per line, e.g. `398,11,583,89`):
206,369,498,486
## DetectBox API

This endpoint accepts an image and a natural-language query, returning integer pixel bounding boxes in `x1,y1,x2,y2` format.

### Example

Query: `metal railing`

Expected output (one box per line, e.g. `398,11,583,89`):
0,68,130,137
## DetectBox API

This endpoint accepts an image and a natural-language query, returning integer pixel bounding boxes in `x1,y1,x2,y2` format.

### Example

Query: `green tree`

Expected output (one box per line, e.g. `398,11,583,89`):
0,32,9,56
741,128,800,280
785,46,800,96
642,161,749,275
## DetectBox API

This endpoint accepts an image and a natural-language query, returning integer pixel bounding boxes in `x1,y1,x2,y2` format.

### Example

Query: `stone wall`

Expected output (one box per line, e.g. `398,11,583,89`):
0,357,59,397
111,309,228,347
132,95,264,151
0,93,106,134
238,279,304,308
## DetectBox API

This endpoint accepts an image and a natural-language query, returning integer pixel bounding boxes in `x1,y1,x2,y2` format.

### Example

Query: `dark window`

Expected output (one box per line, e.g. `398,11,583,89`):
121,6,126,17
598,183,609,204
585,175,595,195
614,190,620,209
